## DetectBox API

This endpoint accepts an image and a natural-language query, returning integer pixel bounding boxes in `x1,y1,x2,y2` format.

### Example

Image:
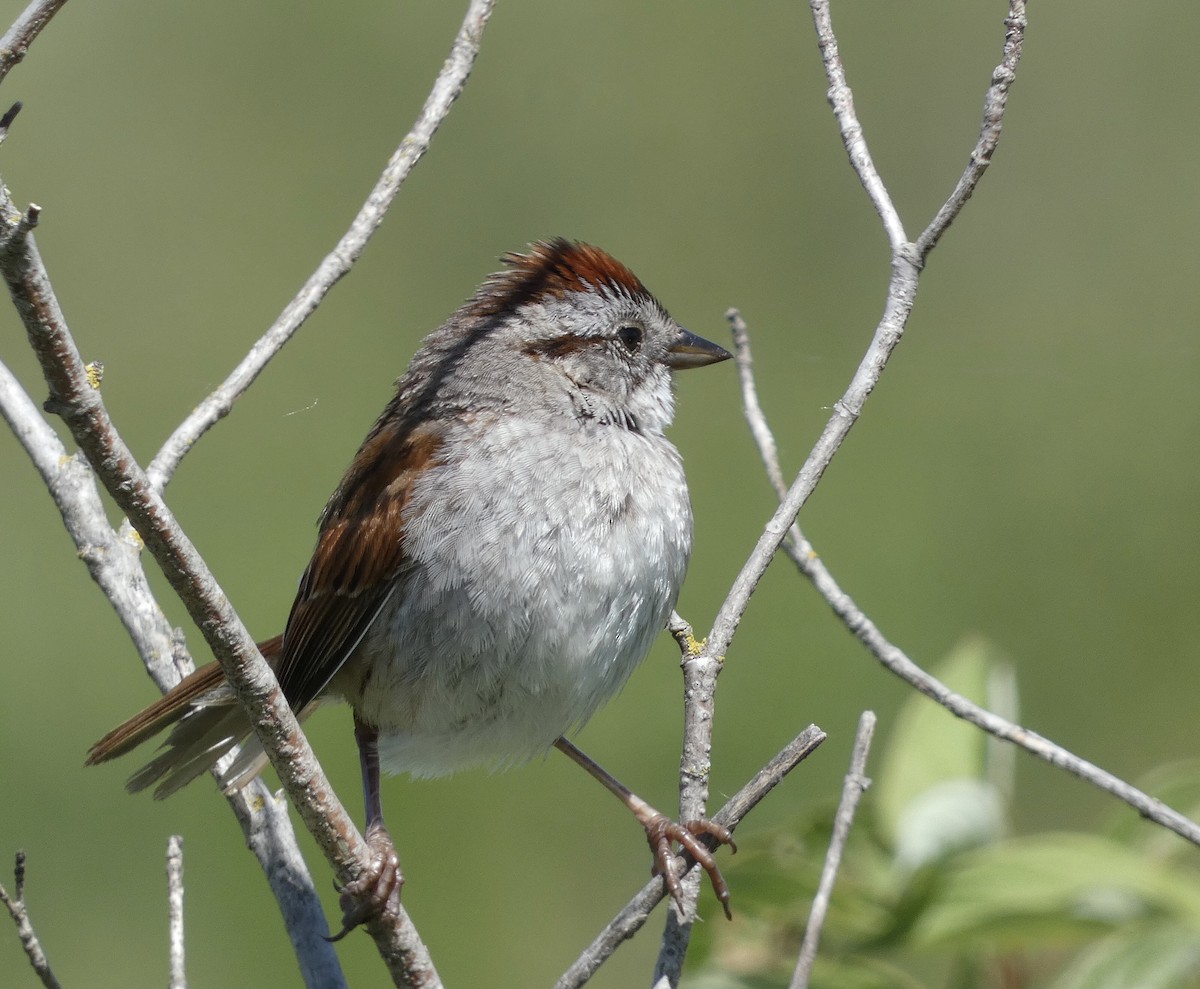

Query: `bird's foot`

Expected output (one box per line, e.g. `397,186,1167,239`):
642,812,737,920
326,821,403,941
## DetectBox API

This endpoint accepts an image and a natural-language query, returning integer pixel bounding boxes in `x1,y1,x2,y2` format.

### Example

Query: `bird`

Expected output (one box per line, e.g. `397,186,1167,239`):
87,238,733,936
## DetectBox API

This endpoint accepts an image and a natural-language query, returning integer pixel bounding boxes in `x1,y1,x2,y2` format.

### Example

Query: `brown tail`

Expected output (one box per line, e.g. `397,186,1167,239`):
86,635,295,799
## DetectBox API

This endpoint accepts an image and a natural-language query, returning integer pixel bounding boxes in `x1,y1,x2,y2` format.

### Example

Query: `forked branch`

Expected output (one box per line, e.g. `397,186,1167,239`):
731,298,1200,848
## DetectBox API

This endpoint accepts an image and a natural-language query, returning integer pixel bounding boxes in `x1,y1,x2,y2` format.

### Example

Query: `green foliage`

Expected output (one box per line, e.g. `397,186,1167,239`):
686,641,1200,989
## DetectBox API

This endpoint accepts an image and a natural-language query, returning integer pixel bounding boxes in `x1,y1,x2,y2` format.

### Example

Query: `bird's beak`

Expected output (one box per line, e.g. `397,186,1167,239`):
664,328,732,370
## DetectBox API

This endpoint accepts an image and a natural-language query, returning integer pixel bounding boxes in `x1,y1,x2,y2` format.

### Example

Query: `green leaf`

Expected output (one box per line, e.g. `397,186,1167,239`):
875,637,1014,867
911,833,1200,950
1050,921,1200,989
891,778,1006,873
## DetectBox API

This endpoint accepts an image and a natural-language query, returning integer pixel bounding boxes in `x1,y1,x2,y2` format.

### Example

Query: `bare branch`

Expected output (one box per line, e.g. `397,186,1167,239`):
0,205,437,986
167,836,186,989
728,308,785,496
708,251,918,659
146,0,497,492
916,1,1028,259
228,783,352,986
0,852,63,989
0,358,348,985
556,725,826,989
0,356,188,689
807,0,905,250
647,11,1030,983
791,534,1200,845
1,353,357,988
732,311,1200,850
0,3,498,983
707,0,1028,665
653,614,721,985
790,712,875,989
0,0,70,87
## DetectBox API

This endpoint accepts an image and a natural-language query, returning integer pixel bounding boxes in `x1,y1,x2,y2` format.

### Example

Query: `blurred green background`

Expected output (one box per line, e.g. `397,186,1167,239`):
2,1,1198,986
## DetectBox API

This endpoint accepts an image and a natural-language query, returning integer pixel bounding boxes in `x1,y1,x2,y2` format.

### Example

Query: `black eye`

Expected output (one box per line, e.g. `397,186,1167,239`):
616,325,643,352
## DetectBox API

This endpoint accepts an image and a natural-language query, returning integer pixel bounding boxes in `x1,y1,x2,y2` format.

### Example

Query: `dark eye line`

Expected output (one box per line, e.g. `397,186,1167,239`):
522,333,591,359
521,325,644,361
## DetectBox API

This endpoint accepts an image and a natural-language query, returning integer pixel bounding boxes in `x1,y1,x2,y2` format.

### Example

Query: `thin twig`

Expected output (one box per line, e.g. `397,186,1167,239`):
0,356,190,691
807,0,905,250
916,1,1027,259
556,725,826,989
647,6,1029,983
707,248,918,660
0,0,70,87
707,0,1028,672
790,712,875,989
728,308,785,495
652,614,721,985
732,311,1200,849
146,0,496,492
0,852,63,989
788,532,1200,845
167,836,187,989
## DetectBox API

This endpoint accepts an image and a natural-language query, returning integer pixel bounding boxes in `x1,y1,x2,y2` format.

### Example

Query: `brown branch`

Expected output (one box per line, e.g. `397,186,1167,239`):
0,201,437,986
0,1,497,984
0,354,345,985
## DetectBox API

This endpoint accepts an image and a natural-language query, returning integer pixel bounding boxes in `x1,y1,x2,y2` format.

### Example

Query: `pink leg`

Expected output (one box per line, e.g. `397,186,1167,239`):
554,736,736,918
326,717,403,941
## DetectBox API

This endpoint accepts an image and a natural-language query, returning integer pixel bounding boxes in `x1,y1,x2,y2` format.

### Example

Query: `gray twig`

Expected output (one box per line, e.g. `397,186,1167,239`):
807,0,905,249
646,4,1028,984
653,614,721,985
0,356,345,986
146,0,497,493
556,726,826,989
790,531,1200,844
0,1,496,985
0,0,70,86
728,308,784,495
0,190,436,988
732,309,1200,848
790,712,875,989
0,852,63,989
916,1,1027,259
707,0,1029,681
167,836,186,989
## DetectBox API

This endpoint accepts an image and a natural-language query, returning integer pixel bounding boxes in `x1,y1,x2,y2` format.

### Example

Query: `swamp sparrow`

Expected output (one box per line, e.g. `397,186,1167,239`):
88,239,733,935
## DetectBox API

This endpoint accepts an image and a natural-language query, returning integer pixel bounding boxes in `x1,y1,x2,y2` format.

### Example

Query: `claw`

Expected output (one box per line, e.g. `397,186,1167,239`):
324,822,403,941
550,737,737,920
644,814,736,920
